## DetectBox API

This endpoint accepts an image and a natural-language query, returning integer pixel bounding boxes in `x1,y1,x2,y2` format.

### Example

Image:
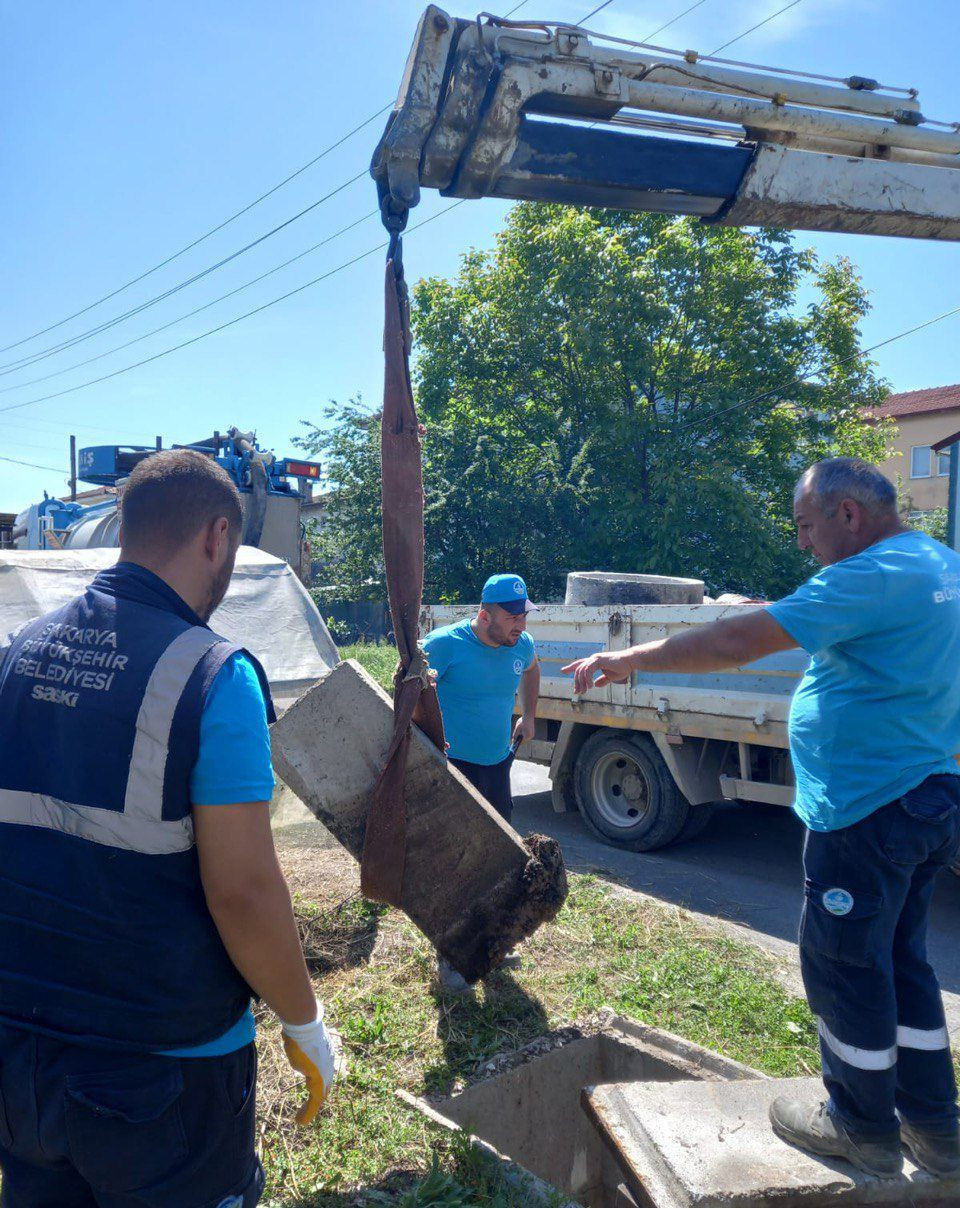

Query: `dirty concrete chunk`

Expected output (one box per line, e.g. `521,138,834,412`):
270,659,567,981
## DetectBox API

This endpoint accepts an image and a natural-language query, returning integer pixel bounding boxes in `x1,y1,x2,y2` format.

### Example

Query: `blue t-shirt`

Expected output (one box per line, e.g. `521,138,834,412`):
424,619,536,765
768,530,960,832
161,651,274,1057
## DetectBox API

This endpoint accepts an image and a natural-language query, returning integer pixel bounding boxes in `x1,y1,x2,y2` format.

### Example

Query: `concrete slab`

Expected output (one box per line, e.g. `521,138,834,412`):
582,1076,960,1207
409,1015,762,1208
270,659,567,981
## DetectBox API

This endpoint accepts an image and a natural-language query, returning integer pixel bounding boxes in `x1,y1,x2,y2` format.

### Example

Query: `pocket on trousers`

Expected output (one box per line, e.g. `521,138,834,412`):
899,775,960,824
65,1060,188,1193
801,879,883,968
881,779,960,865
216,1044,257,1120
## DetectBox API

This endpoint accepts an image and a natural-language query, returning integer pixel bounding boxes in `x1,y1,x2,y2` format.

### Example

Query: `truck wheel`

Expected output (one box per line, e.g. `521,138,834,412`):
574,731,690,851
672,801,717,845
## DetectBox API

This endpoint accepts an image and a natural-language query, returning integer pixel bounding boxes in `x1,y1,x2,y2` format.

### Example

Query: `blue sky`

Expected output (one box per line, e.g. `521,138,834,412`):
1,0,958,511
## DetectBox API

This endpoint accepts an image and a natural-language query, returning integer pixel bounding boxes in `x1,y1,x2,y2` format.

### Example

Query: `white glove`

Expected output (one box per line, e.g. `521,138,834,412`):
281,1000,340,1125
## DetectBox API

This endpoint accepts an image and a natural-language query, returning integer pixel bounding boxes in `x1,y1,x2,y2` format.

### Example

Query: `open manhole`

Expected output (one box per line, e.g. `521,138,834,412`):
403,1014,763,1207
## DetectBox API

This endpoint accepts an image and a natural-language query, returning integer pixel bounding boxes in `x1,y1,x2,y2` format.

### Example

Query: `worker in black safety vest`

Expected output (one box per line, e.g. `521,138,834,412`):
0,449,337,1207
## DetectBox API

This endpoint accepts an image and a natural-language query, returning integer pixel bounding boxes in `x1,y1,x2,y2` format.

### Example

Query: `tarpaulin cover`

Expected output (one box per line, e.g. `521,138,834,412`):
0,546,338,711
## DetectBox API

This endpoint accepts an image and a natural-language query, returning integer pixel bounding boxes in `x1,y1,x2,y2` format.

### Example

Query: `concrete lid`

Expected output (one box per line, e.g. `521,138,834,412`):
583,1076,960,1206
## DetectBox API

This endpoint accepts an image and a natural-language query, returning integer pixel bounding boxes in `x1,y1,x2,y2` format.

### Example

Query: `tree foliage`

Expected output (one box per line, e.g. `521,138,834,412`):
299,205,891,601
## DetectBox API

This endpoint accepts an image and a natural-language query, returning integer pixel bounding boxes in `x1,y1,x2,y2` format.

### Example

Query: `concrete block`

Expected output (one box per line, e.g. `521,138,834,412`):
582,1076,960,1206
270,659,567,981
564,572,704,606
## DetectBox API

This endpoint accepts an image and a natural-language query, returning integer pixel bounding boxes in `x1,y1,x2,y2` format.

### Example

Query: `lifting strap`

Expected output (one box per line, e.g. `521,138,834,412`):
360,221,446,906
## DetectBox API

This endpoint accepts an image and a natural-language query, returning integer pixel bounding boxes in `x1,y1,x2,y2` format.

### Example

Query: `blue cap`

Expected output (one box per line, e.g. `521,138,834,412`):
480,574,539,615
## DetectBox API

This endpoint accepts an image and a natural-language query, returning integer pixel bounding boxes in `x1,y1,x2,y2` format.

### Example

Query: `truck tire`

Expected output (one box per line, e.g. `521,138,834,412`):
574,731,690,851
672,801,717,845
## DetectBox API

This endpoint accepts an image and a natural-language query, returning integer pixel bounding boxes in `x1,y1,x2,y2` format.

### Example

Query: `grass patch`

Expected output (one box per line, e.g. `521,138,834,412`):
339,642,398,694
260,872,818,1205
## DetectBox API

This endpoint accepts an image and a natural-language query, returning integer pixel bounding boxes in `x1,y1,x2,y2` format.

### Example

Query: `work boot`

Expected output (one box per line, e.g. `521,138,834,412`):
901,1121,960,1176
437,957,472,995
769,1098,903,1179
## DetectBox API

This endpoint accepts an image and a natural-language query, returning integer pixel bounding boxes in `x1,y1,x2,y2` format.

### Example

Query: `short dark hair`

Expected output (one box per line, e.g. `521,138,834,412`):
797,457,897,518
120,449,243,554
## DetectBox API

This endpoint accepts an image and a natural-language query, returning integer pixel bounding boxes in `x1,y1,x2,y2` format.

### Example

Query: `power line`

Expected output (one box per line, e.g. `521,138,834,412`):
0,453,67,474
710,0,803,56
642,0,712,41
0,211,380,396
0,201,466,420
679,301,960,433
0,170,369,378
580,0,615,22
0,104,392,359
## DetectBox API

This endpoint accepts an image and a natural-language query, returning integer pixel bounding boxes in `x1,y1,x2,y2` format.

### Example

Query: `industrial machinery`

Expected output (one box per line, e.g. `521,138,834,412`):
372,6,960,240
12,427,321,577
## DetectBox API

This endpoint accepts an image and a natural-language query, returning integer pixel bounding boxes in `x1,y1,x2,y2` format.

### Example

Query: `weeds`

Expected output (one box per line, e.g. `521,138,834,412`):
259,869,819,1204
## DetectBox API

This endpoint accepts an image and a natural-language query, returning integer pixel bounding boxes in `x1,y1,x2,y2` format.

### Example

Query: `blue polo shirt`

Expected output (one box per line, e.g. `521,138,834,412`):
161,651,275,1057
767,530,960,832
424,619,536,765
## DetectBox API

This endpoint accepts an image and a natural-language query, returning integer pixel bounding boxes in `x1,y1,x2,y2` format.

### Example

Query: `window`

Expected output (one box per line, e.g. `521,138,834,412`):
938,450,952,477
911,446,932,478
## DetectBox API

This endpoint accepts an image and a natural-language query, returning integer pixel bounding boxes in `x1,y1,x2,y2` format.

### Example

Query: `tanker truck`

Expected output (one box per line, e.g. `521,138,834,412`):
10,426,321,579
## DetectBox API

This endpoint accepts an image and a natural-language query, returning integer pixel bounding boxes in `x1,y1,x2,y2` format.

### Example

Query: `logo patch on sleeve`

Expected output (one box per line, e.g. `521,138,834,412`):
822,888,854,916
513,658,524,675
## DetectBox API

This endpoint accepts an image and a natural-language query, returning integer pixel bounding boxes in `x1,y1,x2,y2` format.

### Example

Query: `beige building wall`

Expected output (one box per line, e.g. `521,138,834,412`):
878,407,960,512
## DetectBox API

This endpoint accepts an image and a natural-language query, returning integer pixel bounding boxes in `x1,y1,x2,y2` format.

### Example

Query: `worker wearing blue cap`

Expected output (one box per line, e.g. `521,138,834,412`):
424,574,540,824
424,574,541,988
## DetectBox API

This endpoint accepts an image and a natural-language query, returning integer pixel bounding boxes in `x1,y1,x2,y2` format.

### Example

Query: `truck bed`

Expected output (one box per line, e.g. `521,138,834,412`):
423,603,808,749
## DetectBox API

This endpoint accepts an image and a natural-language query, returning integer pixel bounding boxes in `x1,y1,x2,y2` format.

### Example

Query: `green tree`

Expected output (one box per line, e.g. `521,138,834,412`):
300,205,892,601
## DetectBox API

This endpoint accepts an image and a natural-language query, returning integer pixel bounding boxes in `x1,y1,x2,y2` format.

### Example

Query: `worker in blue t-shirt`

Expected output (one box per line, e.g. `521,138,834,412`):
0,450,338,1207
424,574,540,991
564,458,960,1182
424,573,540,823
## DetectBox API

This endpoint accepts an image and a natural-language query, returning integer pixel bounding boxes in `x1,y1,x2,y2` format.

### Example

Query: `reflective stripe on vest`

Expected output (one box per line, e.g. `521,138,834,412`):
0,626,221,854
0,788,193,854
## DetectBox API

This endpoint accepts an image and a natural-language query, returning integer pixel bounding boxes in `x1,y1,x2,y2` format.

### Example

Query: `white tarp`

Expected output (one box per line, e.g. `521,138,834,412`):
0,546,339,710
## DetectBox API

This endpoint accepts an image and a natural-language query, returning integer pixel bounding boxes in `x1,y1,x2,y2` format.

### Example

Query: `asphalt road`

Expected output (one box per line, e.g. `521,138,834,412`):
510,759,960,1034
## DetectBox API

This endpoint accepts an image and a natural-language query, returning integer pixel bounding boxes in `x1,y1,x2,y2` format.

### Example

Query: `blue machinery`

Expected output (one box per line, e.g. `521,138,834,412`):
14,428,321,571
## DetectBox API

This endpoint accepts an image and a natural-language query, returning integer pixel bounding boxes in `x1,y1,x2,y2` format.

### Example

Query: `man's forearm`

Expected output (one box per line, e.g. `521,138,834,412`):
205,858,316,1026
626,611,793,675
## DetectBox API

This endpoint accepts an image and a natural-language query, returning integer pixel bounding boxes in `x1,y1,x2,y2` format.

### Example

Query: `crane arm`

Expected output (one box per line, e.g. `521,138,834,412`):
371,6,960,240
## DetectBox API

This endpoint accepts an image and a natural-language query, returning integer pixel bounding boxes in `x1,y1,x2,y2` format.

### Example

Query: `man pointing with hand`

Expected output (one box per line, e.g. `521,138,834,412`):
565,458,960,1181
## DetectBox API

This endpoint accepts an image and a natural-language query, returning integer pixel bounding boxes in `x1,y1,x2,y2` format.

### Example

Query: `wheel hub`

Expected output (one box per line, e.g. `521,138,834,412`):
590,750,651,829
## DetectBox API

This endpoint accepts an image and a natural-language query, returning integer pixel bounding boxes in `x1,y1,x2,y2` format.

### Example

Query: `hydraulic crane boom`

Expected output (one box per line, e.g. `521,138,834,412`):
372,6,960,239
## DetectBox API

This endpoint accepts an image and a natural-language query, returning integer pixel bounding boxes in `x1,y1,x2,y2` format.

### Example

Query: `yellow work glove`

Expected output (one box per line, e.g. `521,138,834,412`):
281,1000,340,1126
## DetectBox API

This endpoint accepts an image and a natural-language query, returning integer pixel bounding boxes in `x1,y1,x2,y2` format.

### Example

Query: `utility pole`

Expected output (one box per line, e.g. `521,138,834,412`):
69,435,77,502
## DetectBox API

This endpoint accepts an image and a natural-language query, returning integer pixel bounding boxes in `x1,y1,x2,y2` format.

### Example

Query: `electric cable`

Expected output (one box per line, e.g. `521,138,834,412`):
0,201,466,419
0,104,392,358
0,211,380,395
642,0,712,43
580,0,615,22
0,454,68,473
710,0,804,56
678,302,960,433
0,170,370,378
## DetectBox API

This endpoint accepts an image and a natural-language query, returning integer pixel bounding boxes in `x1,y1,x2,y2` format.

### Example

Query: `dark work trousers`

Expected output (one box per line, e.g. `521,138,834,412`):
451,753,515,824
800,773,960,1141
0,1025,263,1208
